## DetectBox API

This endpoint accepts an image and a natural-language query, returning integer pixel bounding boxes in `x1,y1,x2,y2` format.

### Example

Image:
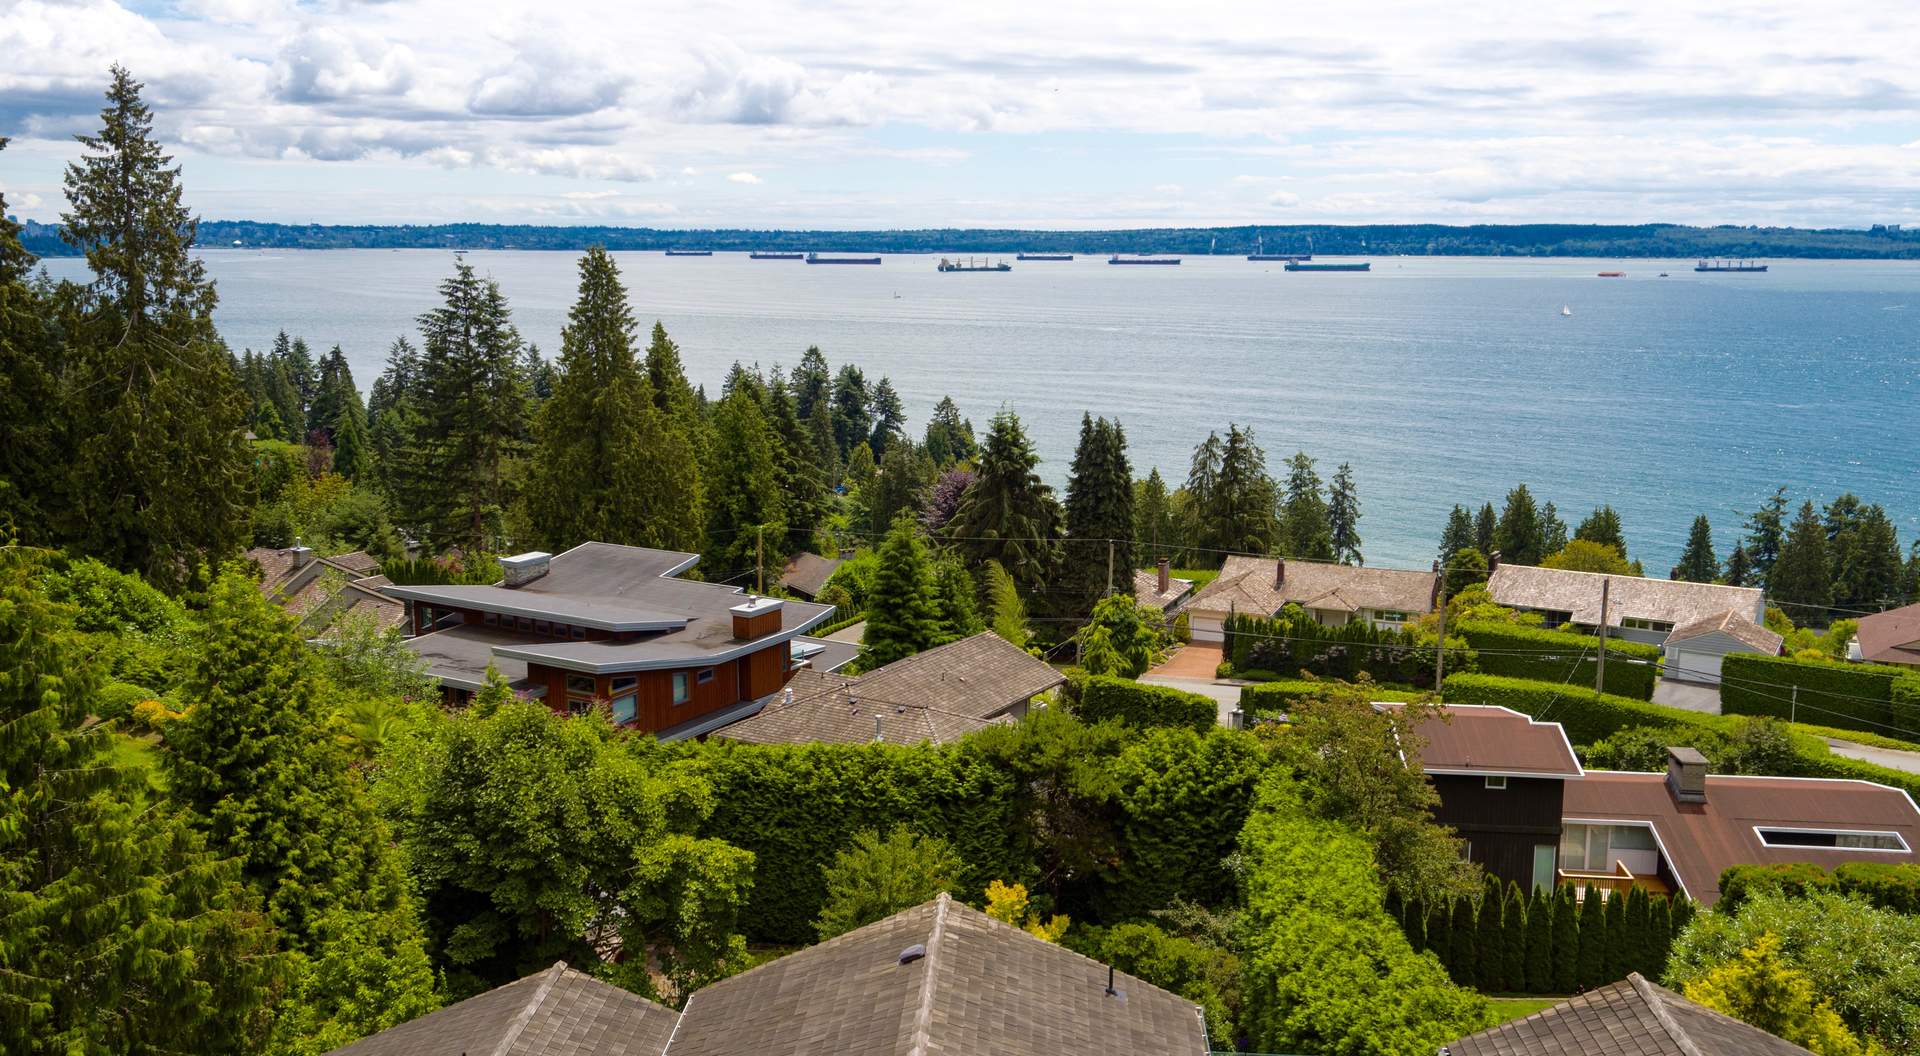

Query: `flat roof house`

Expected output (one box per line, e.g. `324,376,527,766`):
388,543,836,739
328,894,1209,1056
1850,601,1920,667
1184,555,1438,642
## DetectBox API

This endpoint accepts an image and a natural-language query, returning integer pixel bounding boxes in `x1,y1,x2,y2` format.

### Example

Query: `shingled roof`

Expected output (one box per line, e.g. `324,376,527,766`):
1665,608,1784,654
1185,555,1437,619
1854,601,1920,666
779,552,845,599
1442,972,1814,1056
669,894,1208,1056
715,631,1064,745
1379,703,1583,779
245,546,406,637
1486,564,1765,631
327,961,679,1056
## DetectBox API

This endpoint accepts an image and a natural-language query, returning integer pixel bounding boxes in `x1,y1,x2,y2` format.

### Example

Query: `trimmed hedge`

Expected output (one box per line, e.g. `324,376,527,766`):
1240,679,1420,716
1226,611,1469,690
1441,672,1920,801
1720,653,1920,740
1718,861,1920,915
1074,674,1218,732
1455,620,1661,700
1401,883,1686,993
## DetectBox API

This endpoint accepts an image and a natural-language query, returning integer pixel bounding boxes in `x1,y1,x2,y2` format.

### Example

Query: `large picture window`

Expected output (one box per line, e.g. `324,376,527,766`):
672,672,690,705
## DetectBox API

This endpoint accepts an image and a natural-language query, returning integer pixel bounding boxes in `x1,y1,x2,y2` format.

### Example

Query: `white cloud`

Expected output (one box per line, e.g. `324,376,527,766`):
275,27,415,102
726,171,762,184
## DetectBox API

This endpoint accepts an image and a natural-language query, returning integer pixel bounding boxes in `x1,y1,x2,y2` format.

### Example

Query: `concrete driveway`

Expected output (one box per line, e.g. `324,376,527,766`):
1825,738,1920,775
1142,644,1242,727
1651,679,1721,714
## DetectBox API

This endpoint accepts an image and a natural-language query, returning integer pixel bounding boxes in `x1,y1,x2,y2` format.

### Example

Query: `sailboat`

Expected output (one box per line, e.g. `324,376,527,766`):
1560,305,1573,317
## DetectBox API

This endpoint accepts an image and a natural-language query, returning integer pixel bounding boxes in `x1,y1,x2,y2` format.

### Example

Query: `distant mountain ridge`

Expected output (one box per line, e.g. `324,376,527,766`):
16,219,1920,259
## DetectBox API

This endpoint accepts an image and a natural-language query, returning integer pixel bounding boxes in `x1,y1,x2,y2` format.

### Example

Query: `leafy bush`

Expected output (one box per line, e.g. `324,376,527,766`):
1073,675,1217,732
96,682,157,724
1721,653,1920,740
815,826,961,940
1073,921,1240,1044
1455,620,1660,700
1719,861,1920,916
1102,727,1268,918
38,558,186,635
1227,611,1467,690
380,555,499,586
1240,678,1420,716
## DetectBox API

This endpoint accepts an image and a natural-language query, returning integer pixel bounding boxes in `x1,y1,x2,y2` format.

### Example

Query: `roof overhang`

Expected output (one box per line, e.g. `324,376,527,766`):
384,584,691,633
491,604,836,674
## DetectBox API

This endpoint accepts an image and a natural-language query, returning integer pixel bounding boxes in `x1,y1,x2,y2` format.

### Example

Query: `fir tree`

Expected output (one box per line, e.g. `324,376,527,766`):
1427,901,1453,976
1063,414,1135,614
1474,502,1497,558
923,395,977,466
1328,462,1363,565
1673,515,1720,582
831,364,872,457
643,321,710,467
1745,486,1789,584
414,262,531,553
932,553,984,642
868,442,932,536
1525,887,1554,993
1723,542,1753,587
331,395,374,483
1575,505,1627,553
944,409,1061,590
1770,501,1832,621
1602,887,1630,983
1279,452,1335,560
1623,886,1652,983
1576,889,1608,990
862,512,945,666
1189,425,1277,559
307,344,357,443
766,372,829,551
1439,505,1476,569
265,334,307,442
0,551,283,1052
0,136,63,542
868,376,907,456
1838,503,1902,611
807,404,842,485
1551,886,1578,993
1477,877,1506,992
791,345,831,422
984,559,1030,649
1134,468,1182,564
1541,501,1569,555
704,387,788,589
59,67,253,590
1448,895,1478,988
1495,484,1545,565
843,442,877,492
526,247,703,553
368,337,425,513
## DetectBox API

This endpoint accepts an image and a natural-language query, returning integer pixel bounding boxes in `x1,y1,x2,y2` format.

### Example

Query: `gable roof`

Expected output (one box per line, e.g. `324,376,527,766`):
1562,771,1920,905
327,961,679,1056
1665,609,1784,654
1186,555,1437,618
715,632,1064,745
779,552,844,598
1133,568,1194,612
668,894,1207,1056
1485,565,1765,631
245,547,406,637
1443,972,1814,1056
1381,703,1583,779
1854,602,1920,666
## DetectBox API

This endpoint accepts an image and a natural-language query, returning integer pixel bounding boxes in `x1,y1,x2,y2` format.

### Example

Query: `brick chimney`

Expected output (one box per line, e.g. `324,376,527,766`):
1157,557,1171,595
1274,558,1287,589
500,551,553,588
1488,550,1502,574
1666,747,1708,804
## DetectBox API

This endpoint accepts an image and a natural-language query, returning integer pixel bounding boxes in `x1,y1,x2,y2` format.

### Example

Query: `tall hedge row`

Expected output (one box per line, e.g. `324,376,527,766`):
1073,674,1219,732
1239,679,1421,717
1720,653,1920,740
1237,773,1490,1055
1399,884,1689,994
1225,611,1469,689
1455,620,1661,700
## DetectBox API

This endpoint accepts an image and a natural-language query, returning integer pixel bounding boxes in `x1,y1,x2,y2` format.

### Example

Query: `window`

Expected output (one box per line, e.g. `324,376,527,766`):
610,676,638,693
1561,823,1660,871
1458,840,1472,862
1622,617,1675,633
1757,828,1908,851
483,612,499,626
672,672,690,705
571,627,587,640
517,616,533,632
567,697,593,717
1485,775,1508,790
1375,610,1408,624
1531,844,1557,893
610,694,637,725
565,674,596,696
696,668,716,685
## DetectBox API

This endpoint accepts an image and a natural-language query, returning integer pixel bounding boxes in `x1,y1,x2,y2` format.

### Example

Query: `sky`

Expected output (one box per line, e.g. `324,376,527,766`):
3,0,1919,229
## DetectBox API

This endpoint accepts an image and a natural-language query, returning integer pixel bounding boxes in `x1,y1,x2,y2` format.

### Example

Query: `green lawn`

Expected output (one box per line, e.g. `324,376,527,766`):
1484,996,1561,1025
1170,568,1220,591
105,731,168,798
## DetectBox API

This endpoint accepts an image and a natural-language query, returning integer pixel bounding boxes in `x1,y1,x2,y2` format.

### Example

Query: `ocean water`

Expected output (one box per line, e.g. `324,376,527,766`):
34,250,1920,572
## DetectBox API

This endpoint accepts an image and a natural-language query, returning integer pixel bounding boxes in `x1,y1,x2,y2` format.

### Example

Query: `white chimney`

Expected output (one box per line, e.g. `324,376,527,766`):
500,551,553,588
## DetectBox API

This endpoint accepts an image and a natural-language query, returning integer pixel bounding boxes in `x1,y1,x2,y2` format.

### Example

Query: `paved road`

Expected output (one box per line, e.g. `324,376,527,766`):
1139,675,1243,727
824,620,865,645
1825,738,1920,775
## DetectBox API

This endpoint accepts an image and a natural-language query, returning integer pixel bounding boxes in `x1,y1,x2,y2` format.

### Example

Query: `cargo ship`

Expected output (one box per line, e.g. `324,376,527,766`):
1597,271,1626,278
1695,259,1768,272
1284,261,1369,272
1109,255,1181,265
749,251,804,260
665,250,712,256
937,257,1011,272
806,253,882,265
1016,253,1073,261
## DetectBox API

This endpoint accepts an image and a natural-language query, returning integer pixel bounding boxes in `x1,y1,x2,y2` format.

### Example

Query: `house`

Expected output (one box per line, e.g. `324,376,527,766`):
1441,971,1816,1056
245,545,406,637
1383,703,1583,892
1661,608,1783,684
328,894,1209,1056
714,631,1064,745
1484,559,1766,650
1406,704,1920,905
1849,601,1920,667
1184,555,1438,641
778,549,852,600
1133,557,1194,614
387,543,835,739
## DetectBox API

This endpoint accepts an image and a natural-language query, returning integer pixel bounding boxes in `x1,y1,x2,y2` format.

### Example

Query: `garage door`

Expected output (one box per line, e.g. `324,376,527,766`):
1668,648,1723,684
1190,615,1224,642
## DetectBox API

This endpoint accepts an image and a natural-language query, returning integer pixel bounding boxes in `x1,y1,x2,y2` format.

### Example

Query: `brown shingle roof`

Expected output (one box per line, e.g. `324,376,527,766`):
1854,601,1920,667
1665,608,1784,654
1132,569,1194,612
1486,565,1765,631
1380,703,1583,778
327,961,679,1056
715,632,1063,745
1185,555,1436,619
1563,771,1920,906
244,547,405,637
1444,972,1815,1056
668,894,1208,1056
779,552,844,598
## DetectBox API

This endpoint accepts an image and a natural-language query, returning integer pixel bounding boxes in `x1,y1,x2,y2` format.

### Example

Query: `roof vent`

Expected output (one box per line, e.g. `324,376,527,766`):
1666,746,1709,804
898,943,926,965
1104,964,1124,1001
500,551,552,588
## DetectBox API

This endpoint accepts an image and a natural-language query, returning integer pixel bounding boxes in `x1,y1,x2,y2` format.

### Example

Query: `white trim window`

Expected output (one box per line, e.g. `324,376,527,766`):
1485,775,1508,790
1755,827,1909,852
1622,617,1675,633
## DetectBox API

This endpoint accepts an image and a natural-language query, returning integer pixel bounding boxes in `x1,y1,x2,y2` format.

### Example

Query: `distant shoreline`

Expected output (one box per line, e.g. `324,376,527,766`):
18,219,1920,260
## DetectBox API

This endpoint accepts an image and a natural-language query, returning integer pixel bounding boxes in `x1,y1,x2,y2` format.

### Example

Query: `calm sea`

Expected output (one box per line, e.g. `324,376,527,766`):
35,250,1920,573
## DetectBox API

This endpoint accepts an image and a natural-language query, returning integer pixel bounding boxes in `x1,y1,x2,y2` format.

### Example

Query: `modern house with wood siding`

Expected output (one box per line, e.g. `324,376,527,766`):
389,543,836,739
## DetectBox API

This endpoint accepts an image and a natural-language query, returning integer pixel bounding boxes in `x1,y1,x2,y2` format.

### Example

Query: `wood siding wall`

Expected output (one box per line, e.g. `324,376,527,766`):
531,643,793,734
1431,774,1566,891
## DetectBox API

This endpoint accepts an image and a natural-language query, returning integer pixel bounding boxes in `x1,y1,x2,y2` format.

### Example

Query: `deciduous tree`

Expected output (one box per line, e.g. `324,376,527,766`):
815,827,961,940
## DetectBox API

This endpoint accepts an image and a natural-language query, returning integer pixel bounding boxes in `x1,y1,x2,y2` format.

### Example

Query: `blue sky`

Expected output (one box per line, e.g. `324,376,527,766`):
3,0,1918,228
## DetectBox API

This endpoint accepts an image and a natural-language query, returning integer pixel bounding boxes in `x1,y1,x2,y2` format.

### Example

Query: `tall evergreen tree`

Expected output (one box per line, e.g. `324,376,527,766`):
1602,887,1630,983
1770,500,1833,621
791,345,831,422
307,345,357,443
1426,901,1453,977
1623,886,1652,984
1541,501,1569,556
59,66,253,590
1524,887,1553,993
1495,484,1545,565
414,263,531,553
1474,502,1497,558
0,551,282,1053
525,248,702,552
1448,895,1477,989
807,403,841,486
765,372,829,551
704,387,787,589
1279,452,1335,560
643,321,710,470
932,552,985,643
862,512,945,666
945,409,1062,591
1187,425,1276,560
1063,415,1136,613
1672,515,1720,582
368,337,425,511
1575,505,1627,553
868,442,932,536
1723,542,1753,588
1134,468,1182,562
1502,883,1527,997
1745,486,1789,586
1576,889,1609,990
1836,503,1902,612
331,394,374,483
922,395,977,466
830,364,872,457
0,136,63,542
1327,461,1363,565
1476,877,1505,992
868,376,907,456
1551,886,1578,993
1439,505,1475,569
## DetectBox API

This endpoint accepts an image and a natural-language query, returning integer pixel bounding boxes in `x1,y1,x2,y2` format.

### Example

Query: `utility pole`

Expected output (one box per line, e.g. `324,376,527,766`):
1434,565,1448,692
1594,577,1610,694
1105,540,1115,598
1791,684,1798,723
756,524,765,595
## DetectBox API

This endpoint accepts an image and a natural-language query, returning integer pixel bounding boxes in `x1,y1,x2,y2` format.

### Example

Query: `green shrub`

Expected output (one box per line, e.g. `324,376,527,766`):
38,557,187,634
1455,620,1660,700
1102,728,1267,919
96,682,157,724
1719,861,1920,915
1240,679,1420,716
1073,922,1240,1044
1720,653,1920,740
1073,675,1217,732
1226,611,1470,690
